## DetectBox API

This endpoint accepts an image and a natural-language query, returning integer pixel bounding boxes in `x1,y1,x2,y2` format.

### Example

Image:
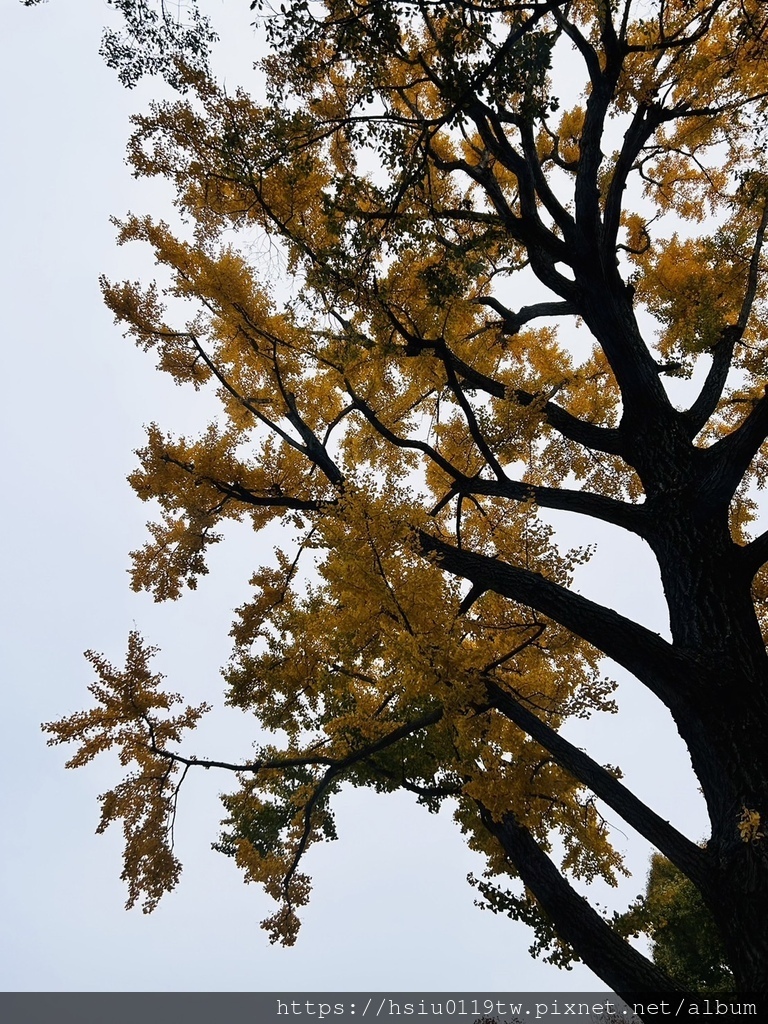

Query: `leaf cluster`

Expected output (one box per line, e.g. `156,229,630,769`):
615,854,736,994
43,632,209,912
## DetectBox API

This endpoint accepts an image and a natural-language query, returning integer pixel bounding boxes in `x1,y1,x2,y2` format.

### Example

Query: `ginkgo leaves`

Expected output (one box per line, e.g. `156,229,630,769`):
43,632,209,911
205,484,616,942
628,184,768,400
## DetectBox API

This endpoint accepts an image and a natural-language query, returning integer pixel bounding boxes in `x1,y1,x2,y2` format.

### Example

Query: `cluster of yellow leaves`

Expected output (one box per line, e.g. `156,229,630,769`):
737,806,765,844
212,481,619,939
43,632,209,911
628,186,768,393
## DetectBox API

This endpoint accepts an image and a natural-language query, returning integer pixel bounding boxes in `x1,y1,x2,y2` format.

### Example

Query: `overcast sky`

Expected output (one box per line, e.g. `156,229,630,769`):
1,0,707,994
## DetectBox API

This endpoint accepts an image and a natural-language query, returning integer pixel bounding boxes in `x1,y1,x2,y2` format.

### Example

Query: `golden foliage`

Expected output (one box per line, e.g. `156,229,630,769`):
46,0,768,961
737,807,765,844
43,633,209,911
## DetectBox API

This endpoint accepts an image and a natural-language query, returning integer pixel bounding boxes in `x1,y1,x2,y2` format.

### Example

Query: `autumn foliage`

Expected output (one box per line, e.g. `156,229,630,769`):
43,0,768,994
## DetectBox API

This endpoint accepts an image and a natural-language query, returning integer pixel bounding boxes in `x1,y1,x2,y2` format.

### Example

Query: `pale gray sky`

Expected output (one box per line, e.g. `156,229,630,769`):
1,0,705,993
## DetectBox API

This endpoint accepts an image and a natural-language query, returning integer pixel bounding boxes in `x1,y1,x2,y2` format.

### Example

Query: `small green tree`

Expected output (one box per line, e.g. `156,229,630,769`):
618,854,736,994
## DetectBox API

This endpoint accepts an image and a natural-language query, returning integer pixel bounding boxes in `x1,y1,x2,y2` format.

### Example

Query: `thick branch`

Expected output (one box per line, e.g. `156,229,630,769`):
515,389,625,455
516,109,578,244
476,295,577,335
346,381,505,488
478,805,683,996
739,528,768,580
484,680,707,885
625,0,727,53
603,103,665,258
703,388,768,504
553,5,602,84
188,333,344,486
472,111,578,281
399,322,624,455
454,476,647,535
439,344,508,480
395,313,619,461
272,343,345,487
376,297,507,478
420,533,693,709
683,329,739,437
572,13,623,251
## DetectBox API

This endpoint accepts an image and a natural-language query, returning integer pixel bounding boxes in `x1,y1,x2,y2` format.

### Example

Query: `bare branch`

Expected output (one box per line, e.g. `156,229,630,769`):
485,680,708,885
450,476,648,535
476,296,578,335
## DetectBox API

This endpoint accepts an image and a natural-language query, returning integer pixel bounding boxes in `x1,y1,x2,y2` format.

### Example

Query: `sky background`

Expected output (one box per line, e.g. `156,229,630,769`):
2,0,707,993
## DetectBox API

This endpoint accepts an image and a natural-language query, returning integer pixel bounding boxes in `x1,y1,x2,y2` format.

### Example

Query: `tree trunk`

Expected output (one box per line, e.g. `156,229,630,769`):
640,440,768,991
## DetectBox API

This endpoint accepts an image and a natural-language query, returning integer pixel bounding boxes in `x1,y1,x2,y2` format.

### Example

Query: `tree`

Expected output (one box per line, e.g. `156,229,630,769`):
40,0,768,996
617,854,736,994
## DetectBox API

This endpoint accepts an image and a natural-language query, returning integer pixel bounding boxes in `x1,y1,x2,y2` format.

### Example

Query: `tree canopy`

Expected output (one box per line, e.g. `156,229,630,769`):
40,0,768,996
